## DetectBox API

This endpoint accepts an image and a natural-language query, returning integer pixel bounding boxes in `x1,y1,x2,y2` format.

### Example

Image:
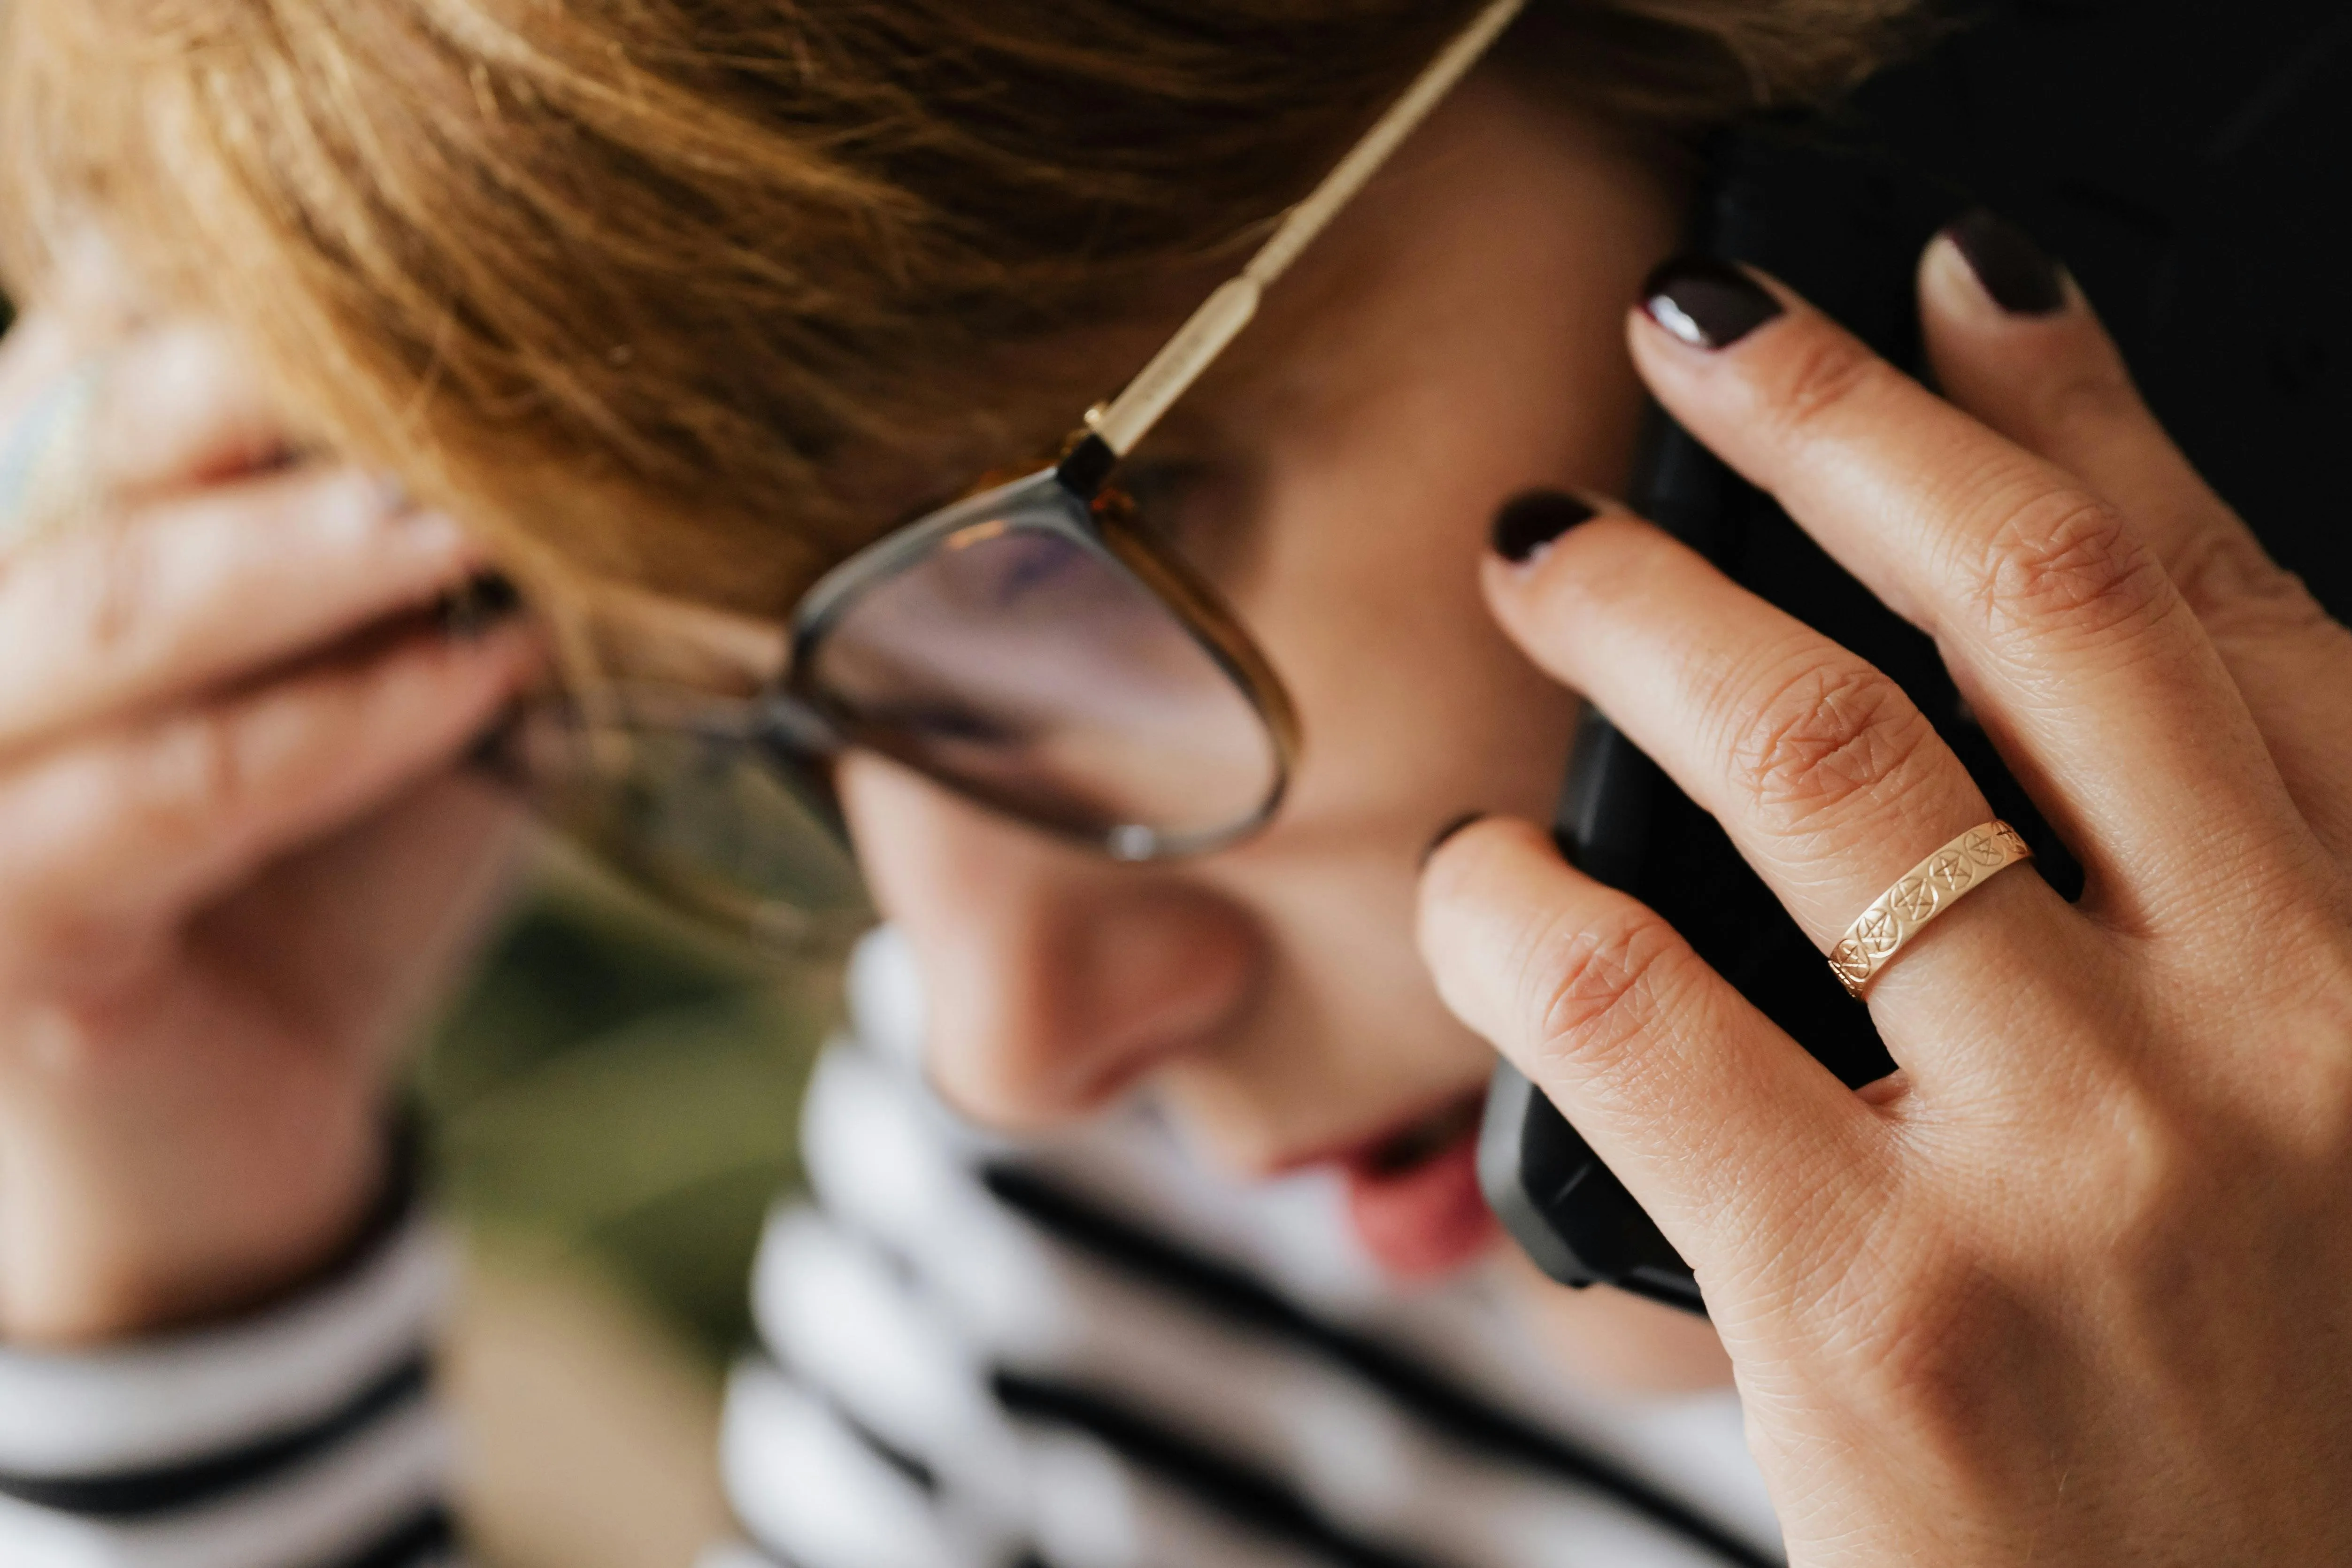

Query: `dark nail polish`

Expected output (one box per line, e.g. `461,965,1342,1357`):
1491,490,1596,565
1944,209,2066,316
1422,811,1488,869
1640,255,1784,349
435,570,524,639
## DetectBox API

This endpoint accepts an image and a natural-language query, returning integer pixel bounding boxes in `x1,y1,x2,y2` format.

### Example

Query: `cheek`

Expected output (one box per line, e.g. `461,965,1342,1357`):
1146,466,1584,1159
1216,306,1641,849
1145,312,1620,1144
1233,440,1585,851
833,751,995,934
833,750,1268,1130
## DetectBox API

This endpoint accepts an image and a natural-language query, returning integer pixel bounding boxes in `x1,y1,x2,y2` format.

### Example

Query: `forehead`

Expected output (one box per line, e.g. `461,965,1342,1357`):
1153,79,1652,445
833,77,1602,488
587,79,1648,673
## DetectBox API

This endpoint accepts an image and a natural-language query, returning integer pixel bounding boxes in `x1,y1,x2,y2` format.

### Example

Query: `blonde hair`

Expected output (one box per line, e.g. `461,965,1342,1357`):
0,0,1917,616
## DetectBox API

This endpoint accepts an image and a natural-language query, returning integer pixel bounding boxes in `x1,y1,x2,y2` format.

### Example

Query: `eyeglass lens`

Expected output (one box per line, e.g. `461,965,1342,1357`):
490,699,872,945
799,485,1281,857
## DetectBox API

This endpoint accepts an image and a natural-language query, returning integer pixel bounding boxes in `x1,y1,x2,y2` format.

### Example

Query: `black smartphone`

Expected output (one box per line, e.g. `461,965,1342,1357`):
1476,0,2352,1312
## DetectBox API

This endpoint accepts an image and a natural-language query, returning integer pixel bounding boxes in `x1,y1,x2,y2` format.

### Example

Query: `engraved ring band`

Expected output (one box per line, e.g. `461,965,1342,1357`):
1828,821,2034,999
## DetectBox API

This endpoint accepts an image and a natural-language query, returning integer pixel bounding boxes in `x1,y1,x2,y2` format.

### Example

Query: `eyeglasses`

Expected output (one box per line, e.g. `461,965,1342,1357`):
504,0,1528,946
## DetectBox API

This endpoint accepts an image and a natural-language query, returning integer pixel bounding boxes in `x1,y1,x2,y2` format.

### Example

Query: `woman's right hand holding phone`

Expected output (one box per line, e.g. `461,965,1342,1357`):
0,302,538,1345
1422,233,2352,1563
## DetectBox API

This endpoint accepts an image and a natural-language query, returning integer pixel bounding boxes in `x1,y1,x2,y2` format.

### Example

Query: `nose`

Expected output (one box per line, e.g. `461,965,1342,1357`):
836,753,1260,1131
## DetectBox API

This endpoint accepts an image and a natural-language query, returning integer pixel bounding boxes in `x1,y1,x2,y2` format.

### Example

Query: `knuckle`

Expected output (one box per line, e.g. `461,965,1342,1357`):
25,510,154,664
1520,905,1687,1077
1858,1253,2042,1445
1971,488,2172,648
139,710,250,832
2030,357,2143,444
83,525,158,659
1754,327,1889,442
1721,651,1933,830
2166,527,2331,640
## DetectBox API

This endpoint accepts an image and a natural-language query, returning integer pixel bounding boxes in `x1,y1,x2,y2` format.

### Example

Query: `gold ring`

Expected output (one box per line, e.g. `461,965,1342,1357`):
1828,820,2032,999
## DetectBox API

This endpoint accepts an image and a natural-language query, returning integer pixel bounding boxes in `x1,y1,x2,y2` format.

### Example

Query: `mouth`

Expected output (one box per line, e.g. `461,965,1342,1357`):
1299,1090,1500,1283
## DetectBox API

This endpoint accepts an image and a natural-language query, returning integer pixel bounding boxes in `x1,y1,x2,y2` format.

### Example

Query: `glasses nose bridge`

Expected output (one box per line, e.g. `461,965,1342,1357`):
753,687,846,761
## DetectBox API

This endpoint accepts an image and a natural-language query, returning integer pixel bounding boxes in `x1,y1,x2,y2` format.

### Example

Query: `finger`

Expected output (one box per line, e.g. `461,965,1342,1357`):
0,320,290,549
1483,506,2075,984
80,323,292,498
0,317,287,495
0,310,93,433
0,624,538,986
1417,815,1881,1291
0,467,484,748
0,311,111,546
1629,260,2306,915
195,770,528,1055
1918,223,2352,852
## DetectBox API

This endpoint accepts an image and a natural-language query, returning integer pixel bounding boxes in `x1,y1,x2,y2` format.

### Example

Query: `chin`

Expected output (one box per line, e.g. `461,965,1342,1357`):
1493,1249,1736,1395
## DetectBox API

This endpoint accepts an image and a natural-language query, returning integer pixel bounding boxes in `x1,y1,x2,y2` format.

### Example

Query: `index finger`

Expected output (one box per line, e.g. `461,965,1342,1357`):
1417,815,1883,1301
0,317,288,536
1627,259,2307,918
0,468,484,750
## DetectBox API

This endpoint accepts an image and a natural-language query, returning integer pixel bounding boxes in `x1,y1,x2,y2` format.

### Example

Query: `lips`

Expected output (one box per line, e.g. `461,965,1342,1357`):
1332,1093,1500,1282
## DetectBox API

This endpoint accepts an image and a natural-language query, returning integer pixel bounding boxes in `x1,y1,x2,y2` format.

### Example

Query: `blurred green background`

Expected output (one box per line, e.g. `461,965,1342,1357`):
414,848,848,1367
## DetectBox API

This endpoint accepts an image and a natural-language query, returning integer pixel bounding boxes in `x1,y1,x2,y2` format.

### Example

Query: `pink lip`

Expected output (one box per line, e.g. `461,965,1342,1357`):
1268,1093,1502,1283
1342,1131,1499,1281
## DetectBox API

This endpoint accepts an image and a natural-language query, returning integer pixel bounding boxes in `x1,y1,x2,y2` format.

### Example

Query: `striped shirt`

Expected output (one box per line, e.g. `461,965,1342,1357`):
0,930,1780,1568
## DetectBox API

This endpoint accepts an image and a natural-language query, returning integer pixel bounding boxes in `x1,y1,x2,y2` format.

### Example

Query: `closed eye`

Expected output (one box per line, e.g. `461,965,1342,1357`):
854,699,1031,748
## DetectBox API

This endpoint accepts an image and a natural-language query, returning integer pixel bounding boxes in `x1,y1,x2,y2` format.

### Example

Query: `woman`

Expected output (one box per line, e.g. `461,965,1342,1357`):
0,0,2348,1564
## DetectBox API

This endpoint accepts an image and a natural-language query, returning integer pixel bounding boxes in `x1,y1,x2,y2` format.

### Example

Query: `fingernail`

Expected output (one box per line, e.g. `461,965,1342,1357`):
1491,489,1596,565
436,570,524,640
1942,209,2067,316
1640,255,1784,349
1421,811,1488,869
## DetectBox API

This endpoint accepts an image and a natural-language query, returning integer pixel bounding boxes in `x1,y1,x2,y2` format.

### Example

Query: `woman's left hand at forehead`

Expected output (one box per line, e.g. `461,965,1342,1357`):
1418,223,2352,1566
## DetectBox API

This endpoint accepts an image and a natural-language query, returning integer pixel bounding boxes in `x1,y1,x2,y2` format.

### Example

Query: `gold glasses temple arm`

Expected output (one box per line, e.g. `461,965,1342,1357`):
1084,0,1529,460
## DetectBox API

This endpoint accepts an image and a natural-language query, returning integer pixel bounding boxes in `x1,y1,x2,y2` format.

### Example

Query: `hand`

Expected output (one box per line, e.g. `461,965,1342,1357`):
1419,227,2352,1564
0,305,539,1344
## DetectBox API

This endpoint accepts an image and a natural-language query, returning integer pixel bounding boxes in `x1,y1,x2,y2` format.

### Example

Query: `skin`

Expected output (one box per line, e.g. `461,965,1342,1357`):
3,63,2350,1560
0,79,1729,1380
0,315,537,1339
838,84,1728,1380
1421,248,2352,1561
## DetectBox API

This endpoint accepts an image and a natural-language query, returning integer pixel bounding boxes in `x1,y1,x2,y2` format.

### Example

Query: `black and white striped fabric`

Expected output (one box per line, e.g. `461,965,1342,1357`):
0,1204,459,1568
0,927,1783,1568
708,930,1782,1568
